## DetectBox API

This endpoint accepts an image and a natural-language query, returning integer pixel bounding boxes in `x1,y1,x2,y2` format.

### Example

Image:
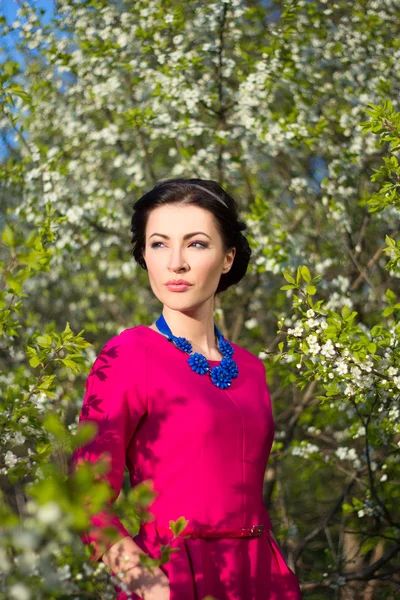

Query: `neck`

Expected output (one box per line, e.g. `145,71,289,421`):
160,305,219,354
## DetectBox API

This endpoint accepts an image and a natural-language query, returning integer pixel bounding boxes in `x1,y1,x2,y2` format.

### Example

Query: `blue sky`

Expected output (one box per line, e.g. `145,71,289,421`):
2,0,54,57
1,0,55,158
2,0,54,27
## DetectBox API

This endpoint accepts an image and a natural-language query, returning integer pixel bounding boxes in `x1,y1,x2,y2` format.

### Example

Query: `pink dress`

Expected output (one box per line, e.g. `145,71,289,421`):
70,325,302,599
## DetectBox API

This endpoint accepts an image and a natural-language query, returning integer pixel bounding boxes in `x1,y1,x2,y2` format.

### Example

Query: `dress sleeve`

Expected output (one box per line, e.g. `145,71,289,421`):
69,332,148,562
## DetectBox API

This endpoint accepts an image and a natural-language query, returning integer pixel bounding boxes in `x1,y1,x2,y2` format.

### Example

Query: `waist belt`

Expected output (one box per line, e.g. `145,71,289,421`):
154,524,266,539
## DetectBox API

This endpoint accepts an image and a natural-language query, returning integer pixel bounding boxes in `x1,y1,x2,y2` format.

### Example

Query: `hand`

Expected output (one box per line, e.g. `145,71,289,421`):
115,564,170,600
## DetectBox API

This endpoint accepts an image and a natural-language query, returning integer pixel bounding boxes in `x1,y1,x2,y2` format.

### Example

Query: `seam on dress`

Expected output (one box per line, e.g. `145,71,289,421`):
224,387,246,528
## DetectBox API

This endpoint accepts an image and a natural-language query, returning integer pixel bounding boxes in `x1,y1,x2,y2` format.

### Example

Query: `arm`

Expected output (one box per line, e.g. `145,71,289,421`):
70,333,170,599
69,333,148,562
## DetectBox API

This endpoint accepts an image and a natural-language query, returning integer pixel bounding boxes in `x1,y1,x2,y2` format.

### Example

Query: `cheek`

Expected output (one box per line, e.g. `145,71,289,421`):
195,257,223,278
145,254,163,272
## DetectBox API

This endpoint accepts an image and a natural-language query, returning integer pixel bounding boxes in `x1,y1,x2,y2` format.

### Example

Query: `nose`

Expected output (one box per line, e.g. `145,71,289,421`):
168,247,188,272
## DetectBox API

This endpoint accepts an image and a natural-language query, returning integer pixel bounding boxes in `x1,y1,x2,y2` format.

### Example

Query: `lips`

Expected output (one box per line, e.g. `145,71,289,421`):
166,280,192,286
166,282,192,291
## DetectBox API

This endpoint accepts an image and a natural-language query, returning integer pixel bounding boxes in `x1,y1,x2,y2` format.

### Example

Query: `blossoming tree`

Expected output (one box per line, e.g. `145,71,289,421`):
1,0,399,598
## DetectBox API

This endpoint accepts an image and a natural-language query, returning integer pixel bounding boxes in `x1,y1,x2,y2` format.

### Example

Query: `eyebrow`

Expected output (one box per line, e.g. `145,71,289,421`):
149,231,212,240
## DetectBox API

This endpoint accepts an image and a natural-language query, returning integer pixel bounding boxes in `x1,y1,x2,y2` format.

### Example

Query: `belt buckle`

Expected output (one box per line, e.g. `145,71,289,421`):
250,525,263,537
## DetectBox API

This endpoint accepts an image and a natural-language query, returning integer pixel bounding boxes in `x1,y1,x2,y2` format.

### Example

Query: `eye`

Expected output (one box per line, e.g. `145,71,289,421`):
150,241,208,249
190,241,208,249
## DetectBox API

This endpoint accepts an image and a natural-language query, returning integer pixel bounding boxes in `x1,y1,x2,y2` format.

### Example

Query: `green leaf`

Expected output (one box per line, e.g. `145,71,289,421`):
306,285,317,296
8,83,32,102
62,321,74,342
385,288,396,304
60,358,80,372
6,278,23,294
341,305,351,320
342,503,354,515
1,225,15,247
360,537,379,556
138,553,162,570
71,422,98,450
301,266,311,283
29,356,42,368
42,413,69,443
36,334,53,348
169,516,189,536
36,442,53,456
282,271,296,284
17,250,48,266
385,235,395,247
130,481,158,509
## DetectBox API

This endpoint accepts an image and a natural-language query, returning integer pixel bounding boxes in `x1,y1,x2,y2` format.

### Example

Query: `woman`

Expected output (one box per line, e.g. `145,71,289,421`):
70,178,302,599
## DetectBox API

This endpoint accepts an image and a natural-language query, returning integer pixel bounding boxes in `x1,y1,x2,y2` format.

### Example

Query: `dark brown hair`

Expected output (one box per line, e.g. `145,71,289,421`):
130,178,252,295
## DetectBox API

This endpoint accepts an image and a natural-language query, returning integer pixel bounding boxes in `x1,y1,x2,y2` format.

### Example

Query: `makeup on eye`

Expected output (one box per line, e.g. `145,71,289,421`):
150,241,209,249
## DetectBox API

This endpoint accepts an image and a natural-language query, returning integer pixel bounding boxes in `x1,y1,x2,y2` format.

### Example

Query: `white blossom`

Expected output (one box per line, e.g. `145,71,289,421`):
37,502,62,525
306,334,321,355
335,446,361,468
291,443,320,458
321,340,336,358
287,324,304,337
9,583,31,600
5,451,18,468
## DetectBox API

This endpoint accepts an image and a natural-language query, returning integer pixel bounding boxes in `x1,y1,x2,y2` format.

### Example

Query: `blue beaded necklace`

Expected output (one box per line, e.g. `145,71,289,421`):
155,314,238,390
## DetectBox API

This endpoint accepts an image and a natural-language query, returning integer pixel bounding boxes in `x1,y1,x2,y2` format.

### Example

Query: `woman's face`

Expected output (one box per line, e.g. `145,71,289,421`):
142,204,236,309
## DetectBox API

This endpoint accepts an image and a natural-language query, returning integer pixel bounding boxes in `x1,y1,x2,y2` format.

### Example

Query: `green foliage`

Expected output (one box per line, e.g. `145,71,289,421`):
1,0,400,598
360,100,400,215
169,516,190,537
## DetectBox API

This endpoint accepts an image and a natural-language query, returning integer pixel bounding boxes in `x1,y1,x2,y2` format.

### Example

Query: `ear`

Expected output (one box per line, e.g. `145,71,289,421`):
223,247,236,273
